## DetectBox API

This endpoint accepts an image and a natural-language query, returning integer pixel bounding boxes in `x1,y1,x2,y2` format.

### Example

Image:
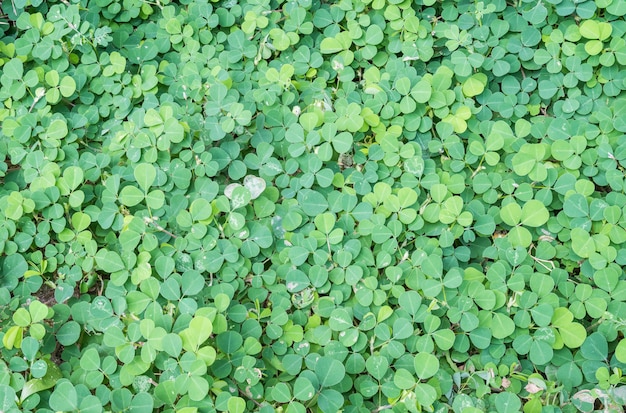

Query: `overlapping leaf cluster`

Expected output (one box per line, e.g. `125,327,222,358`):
2,0,626,412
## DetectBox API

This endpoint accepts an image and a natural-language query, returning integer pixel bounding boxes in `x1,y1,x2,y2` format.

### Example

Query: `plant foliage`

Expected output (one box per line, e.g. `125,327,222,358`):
2,0,626,412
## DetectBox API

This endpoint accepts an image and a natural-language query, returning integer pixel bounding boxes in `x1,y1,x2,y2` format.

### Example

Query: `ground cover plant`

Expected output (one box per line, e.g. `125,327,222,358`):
2,0,626,411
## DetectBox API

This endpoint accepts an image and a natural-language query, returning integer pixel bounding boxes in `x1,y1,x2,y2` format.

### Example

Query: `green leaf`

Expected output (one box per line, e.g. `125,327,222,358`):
96,250,125,273
57,321,81,346
298,190,329,216
243,175,266,200
163,118,185,143
81,347,101,371
580,332,608,361
411,80,432,103
134,163,156,192
559,322,587,349
329,307,353,331
394,368,417,390
180,316,213,351
46,119,68,141
557,362,583,390
529,340,553,365
59,76,76,97
616,339,626,363
579,20,612,40
49,380,78,411
13,307,30,326
491,313,516,339
29,300,49,323
365,25,384,45
521,200,549,227
272,383,292,403
4,58,24,80
500,202,521,226
120,186,145,206
524,2,548,25
538,80,558,99
315,357,345,387
320,38,343,53
462,73,487,97
63,166,84,190
365,355,389,381
227,396,246,413
495,392,522,413
130,392,154,412
0,385,17,411
216,331,243,354
413,352,439,380
571,228,595,258
508,226,532,247
72,211,91,232
314,212,336,234
332,132,353,153
155,381,177,404
293,377,315,401
317,389,344,413
564,194,589,218
414,383,437,407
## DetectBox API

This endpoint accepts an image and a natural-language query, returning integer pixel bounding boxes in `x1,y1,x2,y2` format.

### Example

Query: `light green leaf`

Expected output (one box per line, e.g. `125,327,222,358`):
413,352,439,380
500,202,521,226
134,163,156,192
4,58,24,80
559,322,587,349
120,186,145,207
365,25,384,45
521,200,549,227
320,38,343,53
462,73,487,97
492,313,516,339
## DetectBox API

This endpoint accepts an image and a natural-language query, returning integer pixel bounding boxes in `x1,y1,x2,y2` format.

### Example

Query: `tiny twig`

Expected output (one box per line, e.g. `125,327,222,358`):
29,89,45,113
238,387,263,408
153,225,177,239
144,217,178,238
528,243,555,271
